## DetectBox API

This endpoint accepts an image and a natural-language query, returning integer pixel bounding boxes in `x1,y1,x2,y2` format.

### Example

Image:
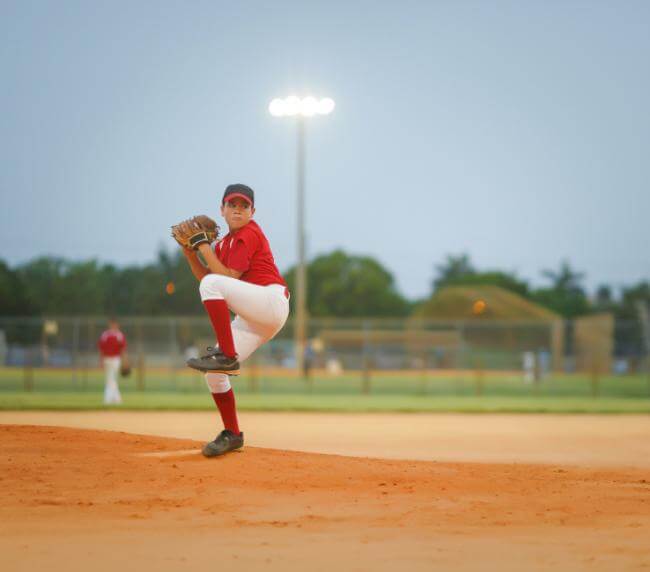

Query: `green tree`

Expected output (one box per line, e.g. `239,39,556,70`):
18,258,113,315
610,281,650,358
613,282,650,324
540,260,586,292
284,250,409,317
154,250,206,315
54,260,110,315
531,260,590,318
593,284,615,312
16,257,67,315
432,254,529,296
432,253,475,290
0,260,33,315
104,250,199,316
10,251,206,317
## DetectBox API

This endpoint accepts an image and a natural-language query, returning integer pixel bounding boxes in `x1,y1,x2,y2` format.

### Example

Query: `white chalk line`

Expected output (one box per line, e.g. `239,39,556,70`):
136,449,201,458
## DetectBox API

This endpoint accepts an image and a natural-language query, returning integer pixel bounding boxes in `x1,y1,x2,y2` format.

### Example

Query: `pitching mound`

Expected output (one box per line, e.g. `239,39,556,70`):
2,425,649,571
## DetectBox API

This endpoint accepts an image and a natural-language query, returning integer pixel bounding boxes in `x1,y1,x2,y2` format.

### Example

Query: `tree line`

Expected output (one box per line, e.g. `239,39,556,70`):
0,250,648,323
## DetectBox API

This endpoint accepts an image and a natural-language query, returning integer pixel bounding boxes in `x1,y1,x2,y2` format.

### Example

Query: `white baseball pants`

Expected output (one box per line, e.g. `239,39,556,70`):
103,356,122,405
199,274,289,393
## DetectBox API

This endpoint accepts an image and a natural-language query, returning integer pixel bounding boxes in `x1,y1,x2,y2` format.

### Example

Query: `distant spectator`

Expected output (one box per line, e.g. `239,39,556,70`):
303,341,316,379
522,351,535,384
98,318,128,405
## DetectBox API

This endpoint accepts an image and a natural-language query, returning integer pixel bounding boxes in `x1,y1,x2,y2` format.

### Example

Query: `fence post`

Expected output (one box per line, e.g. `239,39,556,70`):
23,347,34,392
474,356,484,397
71,317,80,388
590,355,600,397
534,351,542,385
82,318,91,390
361,320,372,395
248,350,259,393
418,346,428,396
636,301,650,396
136,318,145,391
169,318,177,390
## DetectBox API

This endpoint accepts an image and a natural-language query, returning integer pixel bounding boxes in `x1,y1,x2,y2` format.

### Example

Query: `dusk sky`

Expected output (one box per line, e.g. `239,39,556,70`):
1,0,648,299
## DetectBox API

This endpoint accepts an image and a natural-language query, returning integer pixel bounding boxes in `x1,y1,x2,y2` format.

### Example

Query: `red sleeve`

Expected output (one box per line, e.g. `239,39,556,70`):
214,239,226,263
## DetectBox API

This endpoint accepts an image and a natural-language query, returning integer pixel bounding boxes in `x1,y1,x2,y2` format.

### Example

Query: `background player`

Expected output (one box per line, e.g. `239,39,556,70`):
97,318,128,405
180,183,290,457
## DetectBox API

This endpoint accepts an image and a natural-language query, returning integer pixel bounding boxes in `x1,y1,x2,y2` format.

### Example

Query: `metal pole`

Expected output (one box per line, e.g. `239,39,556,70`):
636,301,650,392
169,318,177,390
295,117,307,376
72,317,80,388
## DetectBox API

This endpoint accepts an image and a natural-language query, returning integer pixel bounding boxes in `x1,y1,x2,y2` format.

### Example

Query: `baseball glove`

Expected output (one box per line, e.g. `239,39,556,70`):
171,215,220,250
120,364,131,377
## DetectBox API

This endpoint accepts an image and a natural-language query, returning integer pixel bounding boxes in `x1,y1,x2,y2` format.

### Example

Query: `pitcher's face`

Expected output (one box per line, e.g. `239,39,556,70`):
221,197,254,231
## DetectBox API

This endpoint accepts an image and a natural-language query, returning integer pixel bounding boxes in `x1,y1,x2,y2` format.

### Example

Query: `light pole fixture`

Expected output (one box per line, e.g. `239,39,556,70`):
269,95,335,376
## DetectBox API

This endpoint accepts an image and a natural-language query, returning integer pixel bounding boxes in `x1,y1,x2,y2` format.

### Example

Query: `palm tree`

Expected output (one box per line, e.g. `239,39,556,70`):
541,260,585,293
433,253,475,291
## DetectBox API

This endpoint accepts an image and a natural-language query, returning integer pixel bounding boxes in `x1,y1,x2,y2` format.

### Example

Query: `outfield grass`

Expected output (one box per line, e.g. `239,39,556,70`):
2,367,650,412
1,391,650,413
2,367,650,395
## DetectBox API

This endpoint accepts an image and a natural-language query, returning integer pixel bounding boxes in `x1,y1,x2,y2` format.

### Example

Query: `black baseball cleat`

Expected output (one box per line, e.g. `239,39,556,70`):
202,430,244,457
186,346,240,375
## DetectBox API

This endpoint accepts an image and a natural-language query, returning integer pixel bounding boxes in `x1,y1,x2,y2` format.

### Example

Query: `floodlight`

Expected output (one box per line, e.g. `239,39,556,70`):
269,98,286,117
300,96,318,117
284,96,301,116
317,97,335,115
267,92,335,375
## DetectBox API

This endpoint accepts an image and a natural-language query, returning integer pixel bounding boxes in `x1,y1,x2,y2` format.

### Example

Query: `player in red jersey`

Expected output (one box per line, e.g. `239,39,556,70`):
97,318,128,405
181,184,290,457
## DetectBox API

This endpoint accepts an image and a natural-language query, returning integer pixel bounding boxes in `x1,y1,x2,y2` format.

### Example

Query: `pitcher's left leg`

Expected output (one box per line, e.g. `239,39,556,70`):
200,317,271,456
201,373,244,457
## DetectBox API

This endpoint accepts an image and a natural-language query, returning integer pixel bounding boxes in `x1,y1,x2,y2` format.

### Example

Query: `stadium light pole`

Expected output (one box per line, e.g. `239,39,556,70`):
269,95,335,376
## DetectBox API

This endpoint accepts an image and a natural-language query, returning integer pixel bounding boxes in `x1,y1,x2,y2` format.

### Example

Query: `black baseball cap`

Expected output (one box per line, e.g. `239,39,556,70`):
222,183,254,206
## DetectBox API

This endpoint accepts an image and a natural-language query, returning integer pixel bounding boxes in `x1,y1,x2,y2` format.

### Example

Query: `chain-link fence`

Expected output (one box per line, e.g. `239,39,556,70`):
0,315,648,397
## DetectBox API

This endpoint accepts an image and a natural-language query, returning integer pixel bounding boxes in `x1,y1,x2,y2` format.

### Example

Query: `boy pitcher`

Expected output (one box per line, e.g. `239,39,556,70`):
177,184,289,457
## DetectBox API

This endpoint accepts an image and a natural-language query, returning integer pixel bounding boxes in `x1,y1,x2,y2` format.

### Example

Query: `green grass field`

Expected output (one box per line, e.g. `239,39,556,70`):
1,367,650,412
1,391,650,413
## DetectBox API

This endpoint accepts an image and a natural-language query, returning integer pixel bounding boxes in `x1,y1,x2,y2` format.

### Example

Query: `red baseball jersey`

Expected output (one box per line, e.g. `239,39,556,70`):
98,329,127,357
215,220,287,287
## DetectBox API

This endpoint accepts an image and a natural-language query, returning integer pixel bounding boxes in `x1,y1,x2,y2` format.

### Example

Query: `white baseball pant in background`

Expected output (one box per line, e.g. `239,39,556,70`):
199,274,290,394
103,356,122,405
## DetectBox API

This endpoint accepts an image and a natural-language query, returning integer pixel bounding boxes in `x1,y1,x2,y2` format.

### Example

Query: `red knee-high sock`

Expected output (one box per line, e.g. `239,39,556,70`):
211,389,240,435
203,299,236,358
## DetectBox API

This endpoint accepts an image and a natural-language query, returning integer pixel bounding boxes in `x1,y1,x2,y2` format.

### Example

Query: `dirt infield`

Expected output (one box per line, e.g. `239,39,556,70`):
2,411,650,468
2,424,650,571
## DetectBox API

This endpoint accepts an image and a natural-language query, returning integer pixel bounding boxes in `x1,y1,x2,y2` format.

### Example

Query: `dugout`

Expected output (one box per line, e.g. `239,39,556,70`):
318,329,462,371
411,285,565,371
574,313,614,375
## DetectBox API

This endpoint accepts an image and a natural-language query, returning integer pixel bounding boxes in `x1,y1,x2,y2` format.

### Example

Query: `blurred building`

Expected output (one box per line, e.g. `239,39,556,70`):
411,285,565,371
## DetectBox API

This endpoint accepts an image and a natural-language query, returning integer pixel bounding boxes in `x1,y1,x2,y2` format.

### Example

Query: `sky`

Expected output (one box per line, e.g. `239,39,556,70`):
1,0,649,300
